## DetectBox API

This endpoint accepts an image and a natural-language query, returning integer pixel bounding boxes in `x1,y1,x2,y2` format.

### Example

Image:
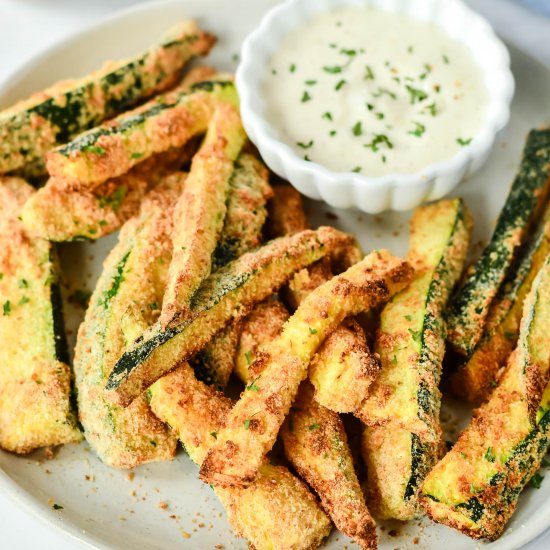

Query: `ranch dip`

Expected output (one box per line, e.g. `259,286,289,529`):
264,6,488,176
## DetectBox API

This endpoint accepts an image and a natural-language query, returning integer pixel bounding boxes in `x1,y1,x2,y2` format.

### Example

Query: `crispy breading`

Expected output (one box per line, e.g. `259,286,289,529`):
149,365,332,550
73,176,184,468
271,184,380,413
420,254,550,540
45,76,236,188
106,227,353,406
199,251,413,487
0,177,81,453
160,102,246,326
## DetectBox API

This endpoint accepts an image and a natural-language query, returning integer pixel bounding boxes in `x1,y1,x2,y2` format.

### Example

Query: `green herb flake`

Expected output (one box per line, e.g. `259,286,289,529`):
301,91,312,103
83,145,106,156
52,503,63,510
210,432,218,439
484,447,495,462
18,296,30,306
373,87,397,100
457,137,473,146
3,300,11,316
405,84,428,104
425,102,438,116
131,152,144,159
376,112,385,120
308,423,321,431
366,103,375,111
309,327,318,334
244,350,253,366
407,45,414,54
289,63,297,73
364,65,375,80
335,79,347,91
531,472,544,489
322,111,333,121
408,328,422,344
99,219,108,227
408,121,426,138
18,279,28,288
352,121,363,136
404,315,413,321
329,130,337,137
296,140,314,149
305,79,317,86
247,375,261,392
392,355,398,365
351,166,362,173
443,54,450,64
365,134,394,152
243,419,251,430
323,65,342,74
148,302,159,311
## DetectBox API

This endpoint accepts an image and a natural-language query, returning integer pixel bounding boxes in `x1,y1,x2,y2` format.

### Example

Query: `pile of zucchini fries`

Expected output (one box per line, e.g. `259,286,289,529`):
1,19,549,550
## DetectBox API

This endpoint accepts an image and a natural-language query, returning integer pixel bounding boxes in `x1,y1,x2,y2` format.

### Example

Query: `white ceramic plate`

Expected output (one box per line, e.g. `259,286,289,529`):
0,1,550,549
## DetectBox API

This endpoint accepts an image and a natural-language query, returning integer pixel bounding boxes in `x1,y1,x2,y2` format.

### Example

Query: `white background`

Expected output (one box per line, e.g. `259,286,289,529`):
0,0,549,548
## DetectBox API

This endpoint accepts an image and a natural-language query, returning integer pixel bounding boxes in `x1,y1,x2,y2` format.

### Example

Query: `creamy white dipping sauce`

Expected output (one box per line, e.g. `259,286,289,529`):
264,6,489,176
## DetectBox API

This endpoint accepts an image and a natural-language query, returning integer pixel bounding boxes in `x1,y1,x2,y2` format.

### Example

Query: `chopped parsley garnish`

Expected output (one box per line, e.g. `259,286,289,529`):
329,130,337,137
131,152,144,159
340,48,356,57
408,328,422,344
98,186,128,211
309,327,318,334
296,140,314,149
457,137,472,146
308,423,321,431
484,447,495,462
352,122,363,136
3,300,11,316
405,84,428,104
210,432,218,439
351,166,362,173
407,45,414,54
425,102,438,116
366,103,374,111
323,65,343,74
335,79,347,91
83,145,105,156
244,351,253,365
376,112,385,120
373,87,396,100
443,54,450,64
18,279,28,288
404,315,413,321
148,302,159,310
408,121,426,138
322,111,333,121
419,63,433,80
365,134,394,152
243,419,251,430
289,63,296,73
301,91,312,103
18,296,30,306
305,79,317,86
52,503,64,510
364,65,375,80
531,472,544,489
247,375,261,392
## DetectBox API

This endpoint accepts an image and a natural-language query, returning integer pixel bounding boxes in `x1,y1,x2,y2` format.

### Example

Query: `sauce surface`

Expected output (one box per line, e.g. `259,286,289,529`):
264,6,489,176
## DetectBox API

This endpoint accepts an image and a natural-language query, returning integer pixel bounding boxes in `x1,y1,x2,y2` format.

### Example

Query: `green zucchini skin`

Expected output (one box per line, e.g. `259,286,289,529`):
446,129,550,357
0,177,81,454
420,254,550,540
0,21,214,174
359,198,472,520
72,176,184,468
192,153,272,388
450,210,550,403
46,79,237,187
105,227,353,407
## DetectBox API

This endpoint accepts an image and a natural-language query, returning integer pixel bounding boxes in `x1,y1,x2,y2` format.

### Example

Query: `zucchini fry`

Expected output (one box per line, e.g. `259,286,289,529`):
160,102,247,326
420,254,550,540
199,251,413,488
0,177,81,453
234,300,379,549
149,365,332,550
0,21,214,174
270,184,379,413
20,144,194,241
450,209,550,403
106,227,353,406
446,129,550,357
192,153,272,388
46,77,237,187
359,199,471,520
73,176,183,468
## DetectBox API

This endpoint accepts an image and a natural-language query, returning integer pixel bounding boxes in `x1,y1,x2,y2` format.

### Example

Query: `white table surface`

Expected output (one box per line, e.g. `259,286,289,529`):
0,0,549,548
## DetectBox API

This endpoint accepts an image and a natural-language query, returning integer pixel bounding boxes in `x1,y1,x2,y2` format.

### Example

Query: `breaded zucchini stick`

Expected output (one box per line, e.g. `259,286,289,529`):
0,177,81,453
149,365,332,550
446,129,550,357
0,21,215,174
20,144,192,241
420,254,550,540
270,184,378,413
450,208,550,403
73,176,183,468
106,227,353,406
160,102,247,326
46,77,237,187
359,199,471,520
192,153,272,388
199,251,413,487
